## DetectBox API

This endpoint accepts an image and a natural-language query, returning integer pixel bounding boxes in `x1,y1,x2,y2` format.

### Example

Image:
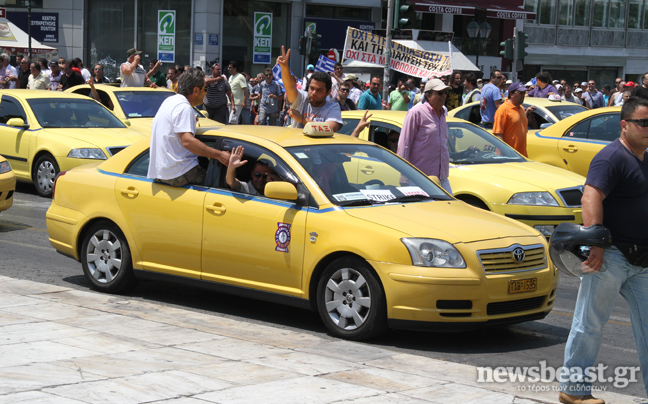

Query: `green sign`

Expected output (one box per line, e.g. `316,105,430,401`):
157,10,176,63
253,12,272,64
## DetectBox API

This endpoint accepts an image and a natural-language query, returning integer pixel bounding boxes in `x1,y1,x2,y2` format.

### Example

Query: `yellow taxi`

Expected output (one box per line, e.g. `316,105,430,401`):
47,122,558,341
449,97,587,130
341,110,585,238
65,84,220,134
0,90,146,197
526,107,622,177
0,154,16,212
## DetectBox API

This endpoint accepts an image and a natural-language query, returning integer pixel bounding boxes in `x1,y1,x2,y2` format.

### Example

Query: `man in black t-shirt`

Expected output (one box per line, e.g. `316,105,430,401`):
17,59,30,89
559,96,648,403
60,59,85,90
631,72,648,101
444,71,463,111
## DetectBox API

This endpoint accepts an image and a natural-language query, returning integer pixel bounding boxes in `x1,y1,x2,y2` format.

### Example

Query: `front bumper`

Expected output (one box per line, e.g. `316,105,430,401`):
0,174,16,212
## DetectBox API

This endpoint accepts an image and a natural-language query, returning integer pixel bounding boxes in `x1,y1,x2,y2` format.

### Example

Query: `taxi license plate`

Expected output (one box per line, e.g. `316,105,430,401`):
509,278,537,294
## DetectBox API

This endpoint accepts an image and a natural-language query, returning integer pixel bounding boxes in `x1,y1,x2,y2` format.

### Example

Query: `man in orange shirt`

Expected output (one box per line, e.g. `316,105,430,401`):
493,82,535,156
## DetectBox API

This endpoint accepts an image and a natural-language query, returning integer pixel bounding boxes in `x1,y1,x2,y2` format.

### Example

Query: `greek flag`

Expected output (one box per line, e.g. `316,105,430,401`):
315,55,336,73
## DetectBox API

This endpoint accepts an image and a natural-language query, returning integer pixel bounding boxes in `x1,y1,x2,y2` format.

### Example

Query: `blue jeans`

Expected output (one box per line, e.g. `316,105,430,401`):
440,178,453,195
240,108,252,125
560,247,648,396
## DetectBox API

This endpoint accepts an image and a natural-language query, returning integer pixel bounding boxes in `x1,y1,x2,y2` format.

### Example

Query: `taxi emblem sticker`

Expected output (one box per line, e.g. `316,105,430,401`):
275,222,291,252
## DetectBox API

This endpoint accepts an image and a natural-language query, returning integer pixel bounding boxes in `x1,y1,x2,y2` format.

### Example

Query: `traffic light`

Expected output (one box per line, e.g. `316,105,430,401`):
298,35,308,56
309,33,322,59
499,38,513,60
516,31,529,60
395,0,411,28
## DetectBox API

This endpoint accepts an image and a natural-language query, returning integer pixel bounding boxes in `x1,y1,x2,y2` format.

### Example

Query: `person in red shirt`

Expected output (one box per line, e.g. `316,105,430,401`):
492,82,535,157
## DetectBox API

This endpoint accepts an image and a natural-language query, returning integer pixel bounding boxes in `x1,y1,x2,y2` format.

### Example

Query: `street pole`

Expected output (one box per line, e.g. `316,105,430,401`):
384,0,394,104
27,1,32,61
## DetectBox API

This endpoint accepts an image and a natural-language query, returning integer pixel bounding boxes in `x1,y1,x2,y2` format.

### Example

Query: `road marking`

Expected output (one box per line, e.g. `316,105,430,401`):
0,239,55,251
552,308,632,326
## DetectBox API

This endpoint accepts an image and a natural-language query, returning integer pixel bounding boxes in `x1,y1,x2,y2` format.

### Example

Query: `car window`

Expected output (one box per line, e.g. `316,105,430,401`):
114,91,174,118
125,151,150,177
447,121,526,164
0,96,27,124
28,98,127,128
369,122,400,151
545,104,588,120
337,118,359,135
587,114,620,142
454,105,481,125
563,118,590,139
287,144,451,206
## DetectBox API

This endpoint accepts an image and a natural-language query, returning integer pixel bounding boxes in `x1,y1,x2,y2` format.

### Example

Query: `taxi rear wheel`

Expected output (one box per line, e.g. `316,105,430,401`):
81,221,137,293
33,154,59,197
317,257,387,341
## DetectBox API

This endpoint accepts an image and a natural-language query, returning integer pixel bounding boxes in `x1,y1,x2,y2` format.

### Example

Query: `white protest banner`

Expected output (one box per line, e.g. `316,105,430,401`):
342,27,452,79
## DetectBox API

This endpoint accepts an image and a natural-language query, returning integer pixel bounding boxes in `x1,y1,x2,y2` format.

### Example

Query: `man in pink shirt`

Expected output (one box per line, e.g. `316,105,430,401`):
397,78,452,194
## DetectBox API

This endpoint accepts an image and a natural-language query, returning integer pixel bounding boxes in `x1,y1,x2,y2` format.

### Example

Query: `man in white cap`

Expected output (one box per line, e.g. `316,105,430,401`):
493,82,533,156
397,78,453,194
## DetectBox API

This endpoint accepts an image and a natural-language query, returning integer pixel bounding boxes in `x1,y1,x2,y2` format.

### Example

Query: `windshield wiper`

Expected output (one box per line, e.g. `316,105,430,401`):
386,195,436,203
338,199,376,207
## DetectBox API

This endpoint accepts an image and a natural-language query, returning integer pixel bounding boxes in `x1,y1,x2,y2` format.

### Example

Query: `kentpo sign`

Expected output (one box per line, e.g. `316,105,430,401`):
253,12,272,64
157,10,175,63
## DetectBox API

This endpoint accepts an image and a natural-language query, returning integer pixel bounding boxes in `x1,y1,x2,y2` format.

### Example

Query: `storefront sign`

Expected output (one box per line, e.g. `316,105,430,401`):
209,34,218,46
8,11,59,43
157,10,175,63
194,33,203,45
253,12,272,64
343,27,452,79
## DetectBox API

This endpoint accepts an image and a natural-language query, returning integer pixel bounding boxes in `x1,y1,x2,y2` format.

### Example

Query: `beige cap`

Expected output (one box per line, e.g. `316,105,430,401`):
424,78,451,93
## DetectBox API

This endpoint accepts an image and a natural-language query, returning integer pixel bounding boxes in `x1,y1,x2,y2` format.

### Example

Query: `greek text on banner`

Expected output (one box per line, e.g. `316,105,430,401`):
342,27,452,79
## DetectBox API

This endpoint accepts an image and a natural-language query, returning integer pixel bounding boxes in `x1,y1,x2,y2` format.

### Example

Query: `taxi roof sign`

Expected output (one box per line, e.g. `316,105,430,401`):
303,122,335,137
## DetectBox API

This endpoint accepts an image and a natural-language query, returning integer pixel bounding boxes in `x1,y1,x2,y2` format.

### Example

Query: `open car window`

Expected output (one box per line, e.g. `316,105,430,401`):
447,122,526,164
28,98,126,128
287,144,451,207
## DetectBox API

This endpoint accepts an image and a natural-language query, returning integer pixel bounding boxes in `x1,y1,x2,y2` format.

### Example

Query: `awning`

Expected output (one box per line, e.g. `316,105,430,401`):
0,18,57,55
414,0,537,20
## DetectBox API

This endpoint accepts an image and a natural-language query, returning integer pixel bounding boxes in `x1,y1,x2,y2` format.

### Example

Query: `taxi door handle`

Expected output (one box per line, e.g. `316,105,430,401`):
563,145,579,152
120,187,139,197
361,166,374,174
206,203,226,213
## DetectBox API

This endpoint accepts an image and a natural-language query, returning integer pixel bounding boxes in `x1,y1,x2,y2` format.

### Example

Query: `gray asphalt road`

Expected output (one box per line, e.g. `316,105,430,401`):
1,183,645,400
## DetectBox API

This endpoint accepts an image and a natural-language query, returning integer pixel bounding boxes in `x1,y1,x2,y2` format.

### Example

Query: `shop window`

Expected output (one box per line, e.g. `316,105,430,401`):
574,0,591,26
525,0,557,25
628,0,643,29
1,0,43,7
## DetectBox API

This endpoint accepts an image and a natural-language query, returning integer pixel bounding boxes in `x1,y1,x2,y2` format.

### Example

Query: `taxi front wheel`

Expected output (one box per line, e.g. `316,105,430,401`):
81,221,137,294
33,154,59,197
317,257,388,341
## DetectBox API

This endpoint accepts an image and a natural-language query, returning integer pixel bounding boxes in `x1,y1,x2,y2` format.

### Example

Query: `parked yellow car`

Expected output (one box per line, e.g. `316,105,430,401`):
47,123,557,340
66,84,221,134
449,97,587,130
0,154,15,212
526,107,622,177
0,90,146,196
341,110,585,237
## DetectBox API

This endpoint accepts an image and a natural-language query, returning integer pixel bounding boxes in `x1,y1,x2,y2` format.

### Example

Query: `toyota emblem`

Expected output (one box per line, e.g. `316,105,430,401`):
512,247,525,263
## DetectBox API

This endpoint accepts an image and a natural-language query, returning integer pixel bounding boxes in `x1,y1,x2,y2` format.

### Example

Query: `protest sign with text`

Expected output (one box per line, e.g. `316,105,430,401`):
342,27,452,79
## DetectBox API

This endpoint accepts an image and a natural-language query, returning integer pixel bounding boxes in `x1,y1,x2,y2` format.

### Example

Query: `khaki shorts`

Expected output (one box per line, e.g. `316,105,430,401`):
156,165,206,187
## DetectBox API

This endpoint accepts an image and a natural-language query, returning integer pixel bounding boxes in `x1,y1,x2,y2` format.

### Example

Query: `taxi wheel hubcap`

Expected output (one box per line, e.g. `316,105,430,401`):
36,160,56,193
85,229,123,284
324,267,372,330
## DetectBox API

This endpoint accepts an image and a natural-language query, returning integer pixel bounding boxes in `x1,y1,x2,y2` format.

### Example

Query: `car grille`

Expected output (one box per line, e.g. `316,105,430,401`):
106,146,127,156
556,186,584,207
477,244,547,274
487,296,547,315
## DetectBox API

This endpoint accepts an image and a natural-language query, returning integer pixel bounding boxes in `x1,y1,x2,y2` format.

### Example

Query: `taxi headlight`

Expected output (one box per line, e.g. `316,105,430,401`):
401,238,466,268
67,148,107,160
0,160,11,174
507,192,559,206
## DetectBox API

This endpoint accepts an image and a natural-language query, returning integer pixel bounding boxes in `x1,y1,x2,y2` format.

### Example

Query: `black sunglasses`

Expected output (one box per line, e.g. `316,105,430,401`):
254,172,270,179
435,90,448,96
625,119,648,128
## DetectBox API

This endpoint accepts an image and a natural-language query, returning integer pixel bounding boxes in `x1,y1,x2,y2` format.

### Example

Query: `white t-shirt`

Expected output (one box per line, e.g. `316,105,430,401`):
290,89,343,129
120,62,147,87
7,64,17,89
81,68,91,81
147,94,198,180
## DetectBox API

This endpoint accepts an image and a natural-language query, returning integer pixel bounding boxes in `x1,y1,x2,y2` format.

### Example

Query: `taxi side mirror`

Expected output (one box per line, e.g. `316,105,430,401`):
122,119,131,127
540,123,553,129
6,118,28,128
428,175,441,186
264,181,299,201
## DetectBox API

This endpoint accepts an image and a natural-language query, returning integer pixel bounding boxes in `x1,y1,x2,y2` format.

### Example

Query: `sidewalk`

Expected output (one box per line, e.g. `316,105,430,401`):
0,275,644,404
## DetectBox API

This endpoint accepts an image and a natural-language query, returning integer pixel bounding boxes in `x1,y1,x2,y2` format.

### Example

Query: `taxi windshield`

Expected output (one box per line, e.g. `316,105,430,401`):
287,143,452,207
447,122,526,164
29,98,127,129
114,91,174,118
546,104,587,120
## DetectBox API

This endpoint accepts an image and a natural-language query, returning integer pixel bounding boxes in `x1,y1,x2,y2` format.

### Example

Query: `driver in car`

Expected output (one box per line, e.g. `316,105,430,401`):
226,145,276,196
448,129,479,159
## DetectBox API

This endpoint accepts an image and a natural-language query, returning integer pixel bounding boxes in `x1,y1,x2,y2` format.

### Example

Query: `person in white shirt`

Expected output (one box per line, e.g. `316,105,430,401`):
27,62,50,90
1,53,17,89
147,68,230,187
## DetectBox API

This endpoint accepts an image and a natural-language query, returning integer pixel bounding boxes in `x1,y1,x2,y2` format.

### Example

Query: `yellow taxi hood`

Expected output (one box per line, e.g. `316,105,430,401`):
452,161,585,190
40,128,148,146
342,200,540,243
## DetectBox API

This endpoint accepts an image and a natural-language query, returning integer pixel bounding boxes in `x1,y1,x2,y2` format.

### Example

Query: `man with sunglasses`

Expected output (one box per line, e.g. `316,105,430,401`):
397,78,453,194
226,146,276,196
479,70,504,129
559,96,648,404
335,82,356,112
257,67,284,126
492,82,532,157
